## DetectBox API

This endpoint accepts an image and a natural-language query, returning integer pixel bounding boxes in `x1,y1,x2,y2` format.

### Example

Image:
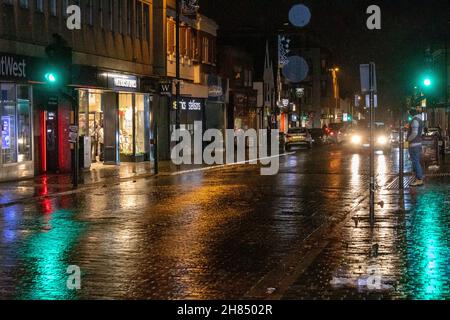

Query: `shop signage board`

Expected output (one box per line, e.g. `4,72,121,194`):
159,81,172,96
172,98,204,111
104,72,139,92
0,52,43,82
207,75,228,102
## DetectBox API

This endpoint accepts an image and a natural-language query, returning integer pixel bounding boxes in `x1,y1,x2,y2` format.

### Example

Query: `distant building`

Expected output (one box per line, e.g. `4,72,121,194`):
428,47,449,132
0,0,157,182
217,45,257,131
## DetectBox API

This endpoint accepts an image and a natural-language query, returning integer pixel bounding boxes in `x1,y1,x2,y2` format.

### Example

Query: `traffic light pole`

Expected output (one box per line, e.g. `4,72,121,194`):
72,88,79,188
369,64,375,227
399,119,404,190
175,0,181,131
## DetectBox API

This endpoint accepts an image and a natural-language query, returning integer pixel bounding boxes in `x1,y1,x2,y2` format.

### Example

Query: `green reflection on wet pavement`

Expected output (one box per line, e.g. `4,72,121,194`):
17,208,85,300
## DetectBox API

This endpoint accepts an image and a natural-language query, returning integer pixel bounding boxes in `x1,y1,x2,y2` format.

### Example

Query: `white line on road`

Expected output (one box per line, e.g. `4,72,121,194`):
167,152,296,176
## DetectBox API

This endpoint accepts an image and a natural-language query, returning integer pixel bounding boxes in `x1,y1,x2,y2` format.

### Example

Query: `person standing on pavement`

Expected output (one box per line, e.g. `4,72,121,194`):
98,122,105,162
407,108,424,186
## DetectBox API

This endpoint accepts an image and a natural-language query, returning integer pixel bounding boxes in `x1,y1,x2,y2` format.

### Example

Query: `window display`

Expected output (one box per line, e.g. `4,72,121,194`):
17,85,32,162
119,94,134,156
1,83,17,164
135,94,146,155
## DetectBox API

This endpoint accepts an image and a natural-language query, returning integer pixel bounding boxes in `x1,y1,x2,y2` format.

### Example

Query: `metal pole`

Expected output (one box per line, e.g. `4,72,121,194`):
154,120,159,174
73,89,79,188
175,0,181,131
369,63,375,226
399,119,404,190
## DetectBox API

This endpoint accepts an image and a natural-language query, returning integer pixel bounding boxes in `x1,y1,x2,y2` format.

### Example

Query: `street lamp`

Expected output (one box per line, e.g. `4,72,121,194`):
175,0,199,131
329,67,340,122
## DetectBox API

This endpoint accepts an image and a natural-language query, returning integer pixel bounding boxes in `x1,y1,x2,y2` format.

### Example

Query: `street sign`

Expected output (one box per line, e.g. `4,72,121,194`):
69,125,78,143
159,81,172,96
365,94,378,108
360,63,377,93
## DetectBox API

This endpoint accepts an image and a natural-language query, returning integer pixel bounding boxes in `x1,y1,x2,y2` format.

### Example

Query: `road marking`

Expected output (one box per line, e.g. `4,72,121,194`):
165,152,296,176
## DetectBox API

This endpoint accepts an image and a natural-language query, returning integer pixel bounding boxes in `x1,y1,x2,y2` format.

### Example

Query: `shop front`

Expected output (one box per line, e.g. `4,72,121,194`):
75,68,153,168
0,53,39,182
205,75,228,134
229,89,258,131
170,96,205,135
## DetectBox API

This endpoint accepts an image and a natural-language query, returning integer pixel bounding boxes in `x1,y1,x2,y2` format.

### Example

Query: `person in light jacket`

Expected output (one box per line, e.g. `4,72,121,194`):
407,108,424,186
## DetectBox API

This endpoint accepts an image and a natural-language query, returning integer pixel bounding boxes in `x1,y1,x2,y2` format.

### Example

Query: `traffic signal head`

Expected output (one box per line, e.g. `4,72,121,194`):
45,72,58,83
423,78,432,87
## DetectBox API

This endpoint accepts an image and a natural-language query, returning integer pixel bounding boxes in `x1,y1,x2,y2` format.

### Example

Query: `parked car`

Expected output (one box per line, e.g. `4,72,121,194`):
309,128,327,145
285,127,313,150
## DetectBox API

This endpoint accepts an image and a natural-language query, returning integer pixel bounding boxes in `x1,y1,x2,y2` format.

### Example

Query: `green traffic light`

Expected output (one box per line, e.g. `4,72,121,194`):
45,72,57,83
423,78,431,87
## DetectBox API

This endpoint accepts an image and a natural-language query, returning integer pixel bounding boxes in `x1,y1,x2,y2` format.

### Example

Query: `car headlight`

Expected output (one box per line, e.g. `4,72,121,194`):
377,136,387,145
351,135,362,144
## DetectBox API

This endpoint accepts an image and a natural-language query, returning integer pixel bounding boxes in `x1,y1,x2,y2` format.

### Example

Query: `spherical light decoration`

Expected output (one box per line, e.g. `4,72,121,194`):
282,55,309,83
288,4,311,27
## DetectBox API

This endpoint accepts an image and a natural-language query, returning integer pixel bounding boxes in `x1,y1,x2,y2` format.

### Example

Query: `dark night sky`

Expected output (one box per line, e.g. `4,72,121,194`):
200,0,449,111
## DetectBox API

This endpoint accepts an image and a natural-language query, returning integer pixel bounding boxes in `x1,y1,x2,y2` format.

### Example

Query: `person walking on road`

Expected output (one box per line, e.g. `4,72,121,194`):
407,108,424,186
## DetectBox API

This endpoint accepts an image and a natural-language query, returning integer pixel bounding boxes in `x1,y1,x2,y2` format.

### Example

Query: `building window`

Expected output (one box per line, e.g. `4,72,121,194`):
202,37,210,63
135,94,146,155
62,0,68,16
167,19,175,55
119,94,134,156
49,0,57,16
117,0,123,34
19,0,28,8
1,83,17,164
35,0,43,12
143,3,150,41
1,84,32,164
87,0,94,26
109,0,114,31
99,0,104,28
17,86,32,162
127,0,132,35
135,1,142,39
180,26,187,56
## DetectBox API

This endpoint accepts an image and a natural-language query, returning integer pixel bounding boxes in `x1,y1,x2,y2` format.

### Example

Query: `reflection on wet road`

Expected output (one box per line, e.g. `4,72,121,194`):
0,145,449,299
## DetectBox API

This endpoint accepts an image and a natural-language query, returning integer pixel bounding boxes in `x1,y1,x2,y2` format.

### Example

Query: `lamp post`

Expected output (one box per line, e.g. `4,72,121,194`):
175,0,199,132
329,67,340,122
175,0,181,131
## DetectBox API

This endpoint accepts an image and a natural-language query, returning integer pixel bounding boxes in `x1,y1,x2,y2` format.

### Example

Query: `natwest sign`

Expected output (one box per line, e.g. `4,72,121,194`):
0,55,27,78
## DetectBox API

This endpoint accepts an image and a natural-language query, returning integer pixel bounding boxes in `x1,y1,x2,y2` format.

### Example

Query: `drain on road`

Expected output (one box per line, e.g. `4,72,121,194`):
385,176,415,190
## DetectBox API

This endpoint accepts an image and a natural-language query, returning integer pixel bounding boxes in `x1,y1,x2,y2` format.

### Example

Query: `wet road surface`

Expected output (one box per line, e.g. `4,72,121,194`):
0,145,449,300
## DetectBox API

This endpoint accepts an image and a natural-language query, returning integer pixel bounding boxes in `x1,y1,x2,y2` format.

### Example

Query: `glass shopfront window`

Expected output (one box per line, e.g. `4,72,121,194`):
1,83,32,165
78,87,151,165
135,94,146,155
17,85,32,162
119,93,134,156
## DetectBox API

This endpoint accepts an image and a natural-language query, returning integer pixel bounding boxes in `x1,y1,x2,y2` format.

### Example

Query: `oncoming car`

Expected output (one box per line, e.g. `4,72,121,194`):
349,123,390,152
